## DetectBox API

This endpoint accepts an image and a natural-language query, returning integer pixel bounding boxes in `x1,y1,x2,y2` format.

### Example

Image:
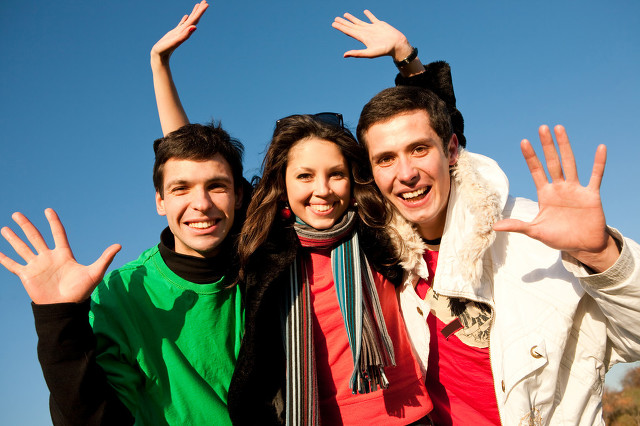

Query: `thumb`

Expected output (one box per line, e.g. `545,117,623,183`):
343,49,370,58
493,218,529,234
88,244,122,281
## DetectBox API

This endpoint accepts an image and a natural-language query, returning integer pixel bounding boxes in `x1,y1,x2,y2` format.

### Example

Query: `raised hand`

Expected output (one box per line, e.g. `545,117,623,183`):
332,10,413,61
0,209,121,304
150,0,209,65
493,125,619,272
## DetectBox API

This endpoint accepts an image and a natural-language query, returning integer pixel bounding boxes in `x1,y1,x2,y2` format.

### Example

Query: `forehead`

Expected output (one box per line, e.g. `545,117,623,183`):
287,137,347,167
162,154,234,186
365,110,441,154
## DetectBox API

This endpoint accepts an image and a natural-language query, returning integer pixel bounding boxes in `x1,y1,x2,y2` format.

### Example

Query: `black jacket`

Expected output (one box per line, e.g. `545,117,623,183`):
227,218,403,425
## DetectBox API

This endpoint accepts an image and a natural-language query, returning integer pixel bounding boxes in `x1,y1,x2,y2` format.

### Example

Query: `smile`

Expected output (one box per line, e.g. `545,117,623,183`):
310,204,334,213
187,220,216,229
400,187,430,202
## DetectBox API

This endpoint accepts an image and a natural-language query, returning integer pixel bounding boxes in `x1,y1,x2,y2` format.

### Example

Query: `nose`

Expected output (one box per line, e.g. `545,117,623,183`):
397,156,419,185
313,176,332,197
191,187,214,212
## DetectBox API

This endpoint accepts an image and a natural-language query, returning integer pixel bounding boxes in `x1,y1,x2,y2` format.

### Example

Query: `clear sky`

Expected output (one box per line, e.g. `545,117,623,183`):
1,0,638,424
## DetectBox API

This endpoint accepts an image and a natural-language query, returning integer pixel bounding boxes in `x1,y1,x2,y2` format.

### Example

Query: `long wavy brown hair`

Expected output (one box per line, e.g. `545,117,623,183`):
237,114,389,280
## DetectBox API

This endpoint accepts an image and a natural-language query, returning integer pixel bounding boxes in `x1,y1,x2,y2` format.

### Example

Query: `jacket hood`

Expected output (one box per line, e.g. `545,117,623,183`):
388,149,509,298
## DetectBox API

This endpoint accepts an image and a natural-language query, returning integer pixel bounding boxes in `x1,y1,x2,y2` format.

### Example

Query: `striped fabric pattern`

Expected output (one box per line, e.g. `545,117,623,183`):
282,257,318,425
282,211,396,425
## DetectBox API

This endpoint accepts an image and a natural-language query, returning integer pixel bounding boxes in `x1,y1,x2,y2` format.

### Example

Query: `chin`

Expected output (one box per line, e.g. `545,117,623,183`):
306,219,336,230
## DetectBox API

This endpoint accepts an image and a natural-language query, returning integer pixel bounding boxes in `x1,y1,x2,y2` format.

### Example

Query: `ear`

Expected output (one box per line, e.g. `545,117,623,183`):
234,185,244,210
156,191,167,216
448,133,460,166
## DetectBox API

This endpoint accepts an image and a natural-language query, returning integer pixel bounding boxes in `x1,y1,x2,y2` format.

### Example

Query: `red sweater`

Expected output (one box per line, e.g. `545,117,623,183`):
307,249,432,425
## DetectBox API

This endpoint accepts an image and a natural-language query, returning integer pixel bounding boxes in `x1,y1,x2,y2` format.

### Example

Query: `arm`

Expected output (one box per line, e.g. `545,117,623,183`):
495,125,640,362
565,228,640,364
34,301,134,426
0,209,129,424
150,0,209,136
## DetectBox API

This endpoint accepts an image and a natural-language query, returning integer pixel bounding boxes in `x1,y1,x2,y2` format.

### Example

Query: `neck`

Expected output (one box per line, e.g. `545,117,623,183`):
417,222,444,242
159,227,231,284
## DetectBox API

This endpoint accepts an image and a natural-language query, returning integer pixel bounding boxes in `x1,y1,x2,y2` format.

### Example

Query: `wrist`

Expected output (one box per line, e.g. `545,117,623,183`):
150,49,171,69
569,231,621,274
392,38,414,63
394,46,418,68
394,45,424,78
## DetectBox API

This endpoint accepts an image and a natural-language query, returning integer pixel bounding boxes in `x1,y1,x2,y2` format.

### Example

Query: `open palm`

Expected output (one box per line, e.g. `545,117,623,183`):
0,209,120,304
150,0,209,63
332,10,411,60
493,125,617,271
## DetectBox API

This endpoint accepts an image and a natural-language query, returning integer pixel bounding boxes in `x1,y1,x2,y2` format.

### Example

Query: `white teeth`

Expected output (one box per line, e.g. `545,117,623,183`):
311,204,332,212
401,188,427,199
188,221,215,229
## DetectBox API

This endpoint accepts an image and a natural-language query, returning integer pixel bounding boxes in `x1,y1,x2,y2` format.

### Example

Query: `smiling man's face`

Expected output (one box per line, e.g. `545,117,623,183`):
155,154,242,257
364,110,458,240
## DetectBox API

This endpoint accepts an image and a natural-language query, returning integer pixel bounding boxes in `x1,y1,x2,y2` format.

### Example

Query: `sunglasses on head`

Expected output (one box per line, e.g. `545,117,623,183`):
275,112,344,131
312,112,344,128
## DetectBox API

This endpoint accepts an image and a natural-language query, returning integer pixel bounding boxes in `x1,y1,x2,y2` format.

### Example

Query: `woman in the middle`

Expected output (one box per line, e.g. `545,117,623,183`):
228,113,433,425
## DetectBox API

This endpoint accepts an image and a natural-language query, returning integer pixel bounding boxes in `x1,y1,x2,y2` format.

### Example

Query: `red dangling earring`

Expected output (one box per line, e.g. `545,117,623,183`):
280,204,292,219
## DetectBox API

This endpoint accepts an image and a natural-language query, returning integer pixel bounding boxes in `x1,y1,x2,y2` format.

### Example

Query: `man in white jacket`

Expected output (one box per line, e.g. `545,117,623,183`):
356,84,640,425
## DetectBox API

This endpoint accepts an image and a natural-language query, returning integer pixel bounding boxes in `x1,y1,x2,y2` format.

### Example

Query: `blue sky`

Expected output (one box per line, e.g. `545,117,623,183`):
1,0,639,424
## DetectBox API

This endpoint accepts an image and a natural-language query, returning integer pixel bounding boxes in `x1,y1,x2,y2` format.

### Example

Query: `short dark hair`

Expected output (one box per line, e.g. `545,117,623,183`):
357,86,453,150
152,122,245,197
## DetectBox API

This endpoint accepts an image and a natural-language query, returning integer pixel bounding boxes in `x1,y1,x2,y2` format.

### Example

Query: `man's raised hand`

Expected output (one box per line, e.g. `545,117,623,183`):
0,208,121,304
150,0,209,65
332,10,413,61
493,125,619,272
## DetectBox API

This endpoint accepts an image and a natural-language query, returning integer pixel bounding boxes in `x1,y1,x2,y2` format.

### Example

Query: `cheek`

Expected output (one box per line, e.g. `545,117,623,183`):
284,183,305,212
337,180,352,202
219,194,238,214
287,193,307,218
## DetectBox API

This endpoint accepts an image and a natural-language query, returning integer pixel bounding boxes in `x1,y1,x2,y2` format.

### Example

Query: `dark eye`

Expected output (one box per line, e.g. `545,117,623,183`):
169,186,187,194
330,171,346,179
413,145,428,156
377,155,394,166
208,183,228,192
297,173,313,181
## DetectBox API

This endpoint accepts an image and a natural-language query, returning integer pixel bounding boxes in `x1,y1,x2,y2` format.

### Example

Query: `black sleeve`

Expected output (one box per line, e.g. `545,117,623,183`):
395,61,466,148
32,301,134,426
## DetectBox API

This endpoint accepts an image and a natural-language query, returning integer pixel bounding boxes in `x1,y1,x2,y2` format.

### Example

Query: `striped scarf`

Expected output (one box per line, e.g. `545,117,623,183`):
282,210,396,425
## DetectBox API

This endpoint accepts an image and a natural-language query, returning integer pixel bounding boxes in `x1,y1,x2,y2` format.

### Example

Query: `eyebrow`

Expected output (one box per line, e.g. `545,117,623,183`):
370,150,394,163
371,139,438,161
164,175,233,188
291,164,348,173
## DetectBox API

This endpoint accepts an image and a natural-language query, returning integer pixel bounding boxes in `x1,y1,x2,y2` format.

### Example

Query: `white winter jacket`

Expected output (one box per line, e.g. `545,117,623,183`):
391,150,640,425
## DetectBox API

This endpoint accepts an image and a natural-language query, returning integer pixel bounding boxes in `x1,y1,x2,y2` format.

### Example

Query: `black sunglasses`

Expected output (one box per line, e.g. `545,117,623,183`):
311,112,344,128
275,112,344,131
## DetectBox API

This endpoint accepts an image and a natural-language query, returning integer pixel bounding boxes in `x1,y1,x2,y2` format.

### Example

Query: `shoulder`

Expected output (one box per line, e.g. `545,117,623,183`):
493,198,566,268
245,224,298,288
501,196,539,222
95,245,161,296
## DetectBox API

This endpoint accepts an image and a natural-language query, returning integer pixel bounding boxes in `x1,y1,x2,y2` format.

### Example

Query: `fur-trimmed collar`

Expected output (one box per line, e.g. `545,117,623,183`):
388,149,509,298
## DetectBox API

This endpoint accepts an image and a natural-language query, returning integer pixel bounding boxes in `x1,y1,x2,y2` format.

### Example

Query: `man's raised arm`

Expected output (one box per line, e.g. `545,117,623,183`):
0,209,131,425
150,1,208,136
